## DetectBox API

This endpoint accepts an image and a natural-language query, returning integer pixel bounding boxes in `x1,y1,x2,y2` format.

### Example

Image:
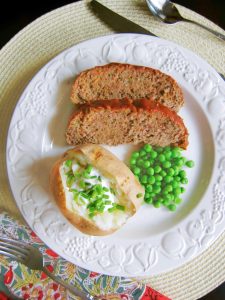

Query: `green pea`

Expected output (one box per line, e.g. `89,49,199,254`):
169,194,175,201
155,175,163,181
160,170,167,177
130,158,137,165
186,160,195,168
154,165,162,173
144,192,150,199
148,176,155,185
163,161,171,169
146,168,154,176
137,159,144,167
140,149,146,157
140,175,148,184
181,187,185,193
168,168,175,176
155,181,161,186
171,149,179,158
168,204,176,211
145,184,152,192
144,144,152,152
162,199,170,206
132,151,140,158
151,151,157,159
176,159,184,167
143,161,151,168
165,146,171,151
149,192,156,198
179,170,186,178
163,194,171,201
153,185,161,194
165,151,172,160
174,187,181,196
172,181,179,189
175,176,181,182
145,197,153,204
174,198,182,204
155,147,163,153
164,175,172,183
181,178,188,184
173,166,180,176
162,190,169,196
164,185,173,193
158,154,166,162
158,197,164,203
133,167,141,175
153,200,161,208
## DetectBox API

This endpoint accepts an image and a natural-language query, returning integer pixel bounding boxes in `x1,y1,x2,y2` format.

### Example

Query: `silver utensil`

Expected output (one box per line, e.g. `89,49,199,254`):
146,0,225,41
90,0,155,36
90,0,225,80
0,237,96,300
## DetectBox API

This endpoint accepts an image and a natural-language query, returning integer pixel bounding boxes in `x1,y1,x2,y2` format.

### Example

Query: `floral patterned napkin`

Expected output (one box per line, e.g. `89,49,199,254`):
0,212,170,300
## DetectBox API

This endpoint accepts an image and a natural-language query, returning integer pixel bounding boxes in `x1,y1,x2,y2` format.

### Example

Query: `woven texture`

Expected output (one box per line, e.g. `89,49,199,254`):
0,0,224,299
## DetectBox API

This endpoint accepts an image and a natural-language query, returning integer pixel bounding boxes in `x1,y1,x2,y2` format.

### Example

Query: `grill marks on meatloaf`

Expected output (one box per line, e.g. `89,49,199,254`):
71,63,184,112
66,99,188,149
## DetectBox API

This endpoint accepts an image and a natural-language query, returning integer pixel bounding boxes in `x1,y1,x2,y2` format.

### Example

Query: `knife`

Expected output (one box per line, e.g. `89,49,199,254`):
90,0,225,81
89,0,156,36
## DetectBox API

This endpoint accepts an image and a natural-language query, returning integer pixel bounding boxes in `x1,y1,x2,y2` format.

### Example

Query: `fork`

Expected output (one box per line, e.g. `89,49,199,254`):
0,237,96,300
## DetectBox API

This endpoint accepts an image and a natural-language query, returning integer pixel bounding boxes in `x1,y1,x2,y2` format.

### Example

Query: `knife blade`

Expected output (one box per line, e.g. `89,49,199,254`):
90,0,156,36
90,0,225,81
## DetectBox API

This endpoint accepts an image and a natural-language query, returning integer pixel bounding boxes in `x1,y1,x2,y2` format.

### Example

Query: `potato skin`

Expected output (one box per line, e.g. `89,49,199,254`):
50,145,144,236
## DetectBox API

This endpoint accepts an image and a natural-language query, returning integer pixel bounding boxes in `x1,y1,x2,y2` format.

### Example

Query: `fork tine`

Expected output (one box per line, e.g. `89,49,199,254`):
0,249,25,263
0,245,26,260
0,238,29,254
0,237,30,249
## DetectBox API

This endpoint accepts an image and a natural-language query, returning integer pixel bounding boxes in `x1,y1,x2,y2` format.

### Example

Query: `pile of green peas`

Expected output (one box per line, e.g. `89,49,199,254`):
130,144,194,211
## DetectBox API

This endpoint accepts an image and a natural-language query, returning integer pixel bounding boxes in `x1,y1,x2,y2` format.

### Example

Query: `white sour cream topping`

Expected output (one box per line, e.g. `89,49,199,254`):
59,159,130,231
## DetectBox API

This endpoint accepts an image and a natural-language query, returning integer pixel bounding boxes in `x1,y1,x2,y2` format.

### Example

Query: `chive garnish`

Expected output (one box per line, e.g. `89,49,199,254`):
110,187,116,195
79,180,86,189
66,174,75,187
65,160,72,168
104,200,112,205
86,165,93,174
65,162,127,219
136,193,143,198
108,207,117,213
80,192,90,199
116,204,125,211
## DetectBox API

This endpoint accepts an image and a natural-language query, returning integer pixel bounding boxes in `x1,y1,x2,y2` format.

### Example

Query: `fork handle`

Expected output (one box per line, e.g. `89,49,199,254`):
43,266,96,299
182,18,225,41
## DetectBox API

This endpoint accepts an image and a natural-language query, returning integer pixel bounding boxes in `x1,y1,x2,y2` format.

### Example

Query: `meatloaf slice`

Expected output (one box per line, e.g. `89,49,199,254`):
71,63,184,112
66,99,188,149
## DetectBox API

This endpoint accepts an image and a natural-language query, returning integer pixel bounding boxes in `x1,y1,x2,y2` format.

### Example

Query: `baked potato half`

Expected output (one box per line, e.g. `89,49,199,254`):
50,145,144,236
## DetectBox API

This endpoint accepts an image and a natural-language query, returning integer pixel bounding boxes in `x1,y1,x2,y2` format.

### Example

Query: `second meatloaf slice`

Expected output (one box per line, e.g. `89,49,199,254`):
66,99,188,149
70,63,184,112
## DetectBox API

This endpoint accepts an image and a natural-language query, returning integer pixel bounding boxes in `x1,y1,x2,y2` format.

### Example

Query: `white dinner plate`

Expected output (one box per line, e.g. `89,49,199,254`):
6,34,225,277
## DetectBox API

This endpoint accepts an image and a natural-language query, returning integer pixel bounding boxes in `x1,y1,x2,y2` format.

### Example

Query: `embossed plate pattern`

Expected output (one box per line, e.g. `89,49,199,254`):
6,34,225,277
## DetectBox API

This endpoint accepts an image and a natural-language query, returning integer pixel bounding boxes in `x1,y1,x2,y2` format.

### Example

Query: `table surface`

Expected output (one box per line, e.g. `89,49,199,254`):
0,1,225,299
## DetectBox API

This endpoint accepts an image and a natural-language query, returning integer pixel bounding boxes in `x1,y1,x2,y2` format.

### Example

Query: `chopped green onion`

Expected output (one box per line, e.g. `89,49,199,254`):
136,193,143,198
65,159,72,168
116,204,125,211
